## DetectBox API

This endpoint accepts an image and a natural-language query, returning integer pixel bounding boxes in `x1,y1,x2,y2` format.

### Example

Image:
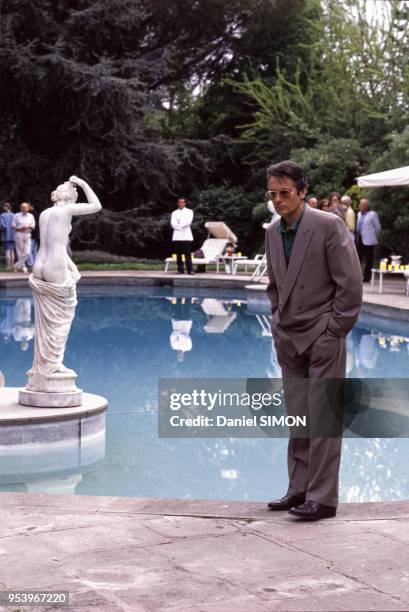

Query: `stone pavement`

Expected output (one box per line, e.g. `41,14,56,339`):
1,493,409,611
362,278,409,320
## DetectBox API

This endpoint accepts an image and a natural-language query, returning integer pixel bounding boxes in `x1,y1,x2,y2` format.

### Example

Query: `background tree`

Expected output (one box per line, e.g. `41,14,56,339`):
0,0,313,256
229,0,409,258
233,0,409,174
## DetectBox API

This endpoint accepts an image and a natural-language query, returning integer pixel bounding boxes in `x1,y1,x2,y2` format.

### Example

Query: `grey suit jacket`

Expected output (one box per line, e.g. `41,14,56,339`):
357,210,381,246
265,205,362,356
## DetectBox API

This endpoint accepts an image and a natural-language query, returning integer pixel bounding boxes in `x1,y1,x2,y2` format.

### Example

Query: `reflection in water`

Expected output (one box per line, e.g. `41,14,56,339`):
1,286,408,502
169,298,193,362
0,300,16,344
0,297,35,351
170,319,192,362
201,298,237,334
347,327,409,378
12,298,35,351
25,474,83,495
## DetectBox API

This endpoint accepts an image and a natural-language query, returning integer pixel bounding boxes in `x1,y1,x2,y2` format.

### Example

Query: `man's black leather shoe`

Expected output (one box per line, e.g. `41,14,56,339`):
288,500,336,521
267,493,306,511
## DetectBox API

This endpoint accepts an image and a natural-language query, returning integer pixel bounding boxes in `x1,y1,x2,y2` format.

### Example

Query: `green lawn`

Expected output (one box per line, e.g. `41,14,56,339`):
76,262,164,271
0,263,222,272
0,251,165,272
0,251,223,272
0,262,164,272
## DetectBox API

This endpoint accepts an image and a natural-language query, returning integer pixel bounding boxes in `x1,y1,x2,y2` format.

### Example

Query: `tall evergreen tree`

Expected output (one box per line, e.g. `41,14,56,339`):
1,0,316,255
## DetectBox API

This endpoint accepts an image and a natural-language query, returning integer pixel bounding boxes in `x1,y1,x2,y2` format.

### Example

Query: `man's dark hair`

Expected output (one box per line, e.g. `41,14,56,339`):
177,196,186,201
266,160,308,193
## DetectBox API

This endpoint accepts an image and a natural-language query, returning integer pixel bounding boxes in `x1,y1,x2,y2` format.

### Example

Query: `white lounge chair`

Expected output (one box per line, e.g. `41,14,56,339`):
234,254,265,274
164,238,228,272
164,221,238,273
250,253,268,281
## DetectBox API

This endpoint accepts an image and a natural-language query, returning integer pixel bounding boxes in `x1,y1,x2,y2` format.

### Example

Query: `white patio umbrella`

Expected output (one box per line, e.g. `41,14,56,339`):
357,165,409,187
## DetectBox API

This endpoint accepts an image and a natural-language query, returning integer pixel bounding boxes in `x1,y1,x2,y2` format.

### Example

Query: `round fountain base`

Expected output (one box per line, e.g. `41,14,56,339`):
0,387,108,490
0,387,107,425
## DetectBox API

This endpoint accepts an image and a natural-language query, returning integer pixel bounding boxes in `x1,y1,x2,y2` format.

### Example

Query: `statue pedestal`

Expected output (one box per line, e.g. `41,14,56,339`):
20,371,82,407
19,388,82,408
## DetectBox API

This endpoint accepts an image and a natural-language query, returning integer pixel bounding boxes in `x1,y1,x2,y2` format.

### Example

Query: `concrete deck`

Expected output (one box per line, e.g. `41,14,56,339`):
0,270,255,290
0,492,409,611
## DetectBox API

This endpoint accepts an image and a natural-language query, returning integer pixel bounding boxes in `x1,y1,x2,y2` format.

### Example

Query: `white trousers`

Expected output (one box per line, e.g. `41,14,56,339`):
14,233,31,271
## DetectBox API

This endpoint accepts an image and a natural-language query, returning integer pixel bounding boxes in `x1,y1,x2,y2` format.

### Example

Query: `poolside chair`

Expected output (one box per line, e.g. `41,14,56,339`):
232,253,268,280
164,221,238,273
234,254,265,275
250,253,268,281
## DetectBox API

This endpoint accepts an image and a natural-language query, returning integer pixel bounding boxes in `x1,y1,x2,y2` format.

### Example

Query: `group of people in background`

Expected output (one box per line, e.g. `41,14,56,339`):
0,202,39,273
2,190,380,283
170,190,382,284
307,193,381,282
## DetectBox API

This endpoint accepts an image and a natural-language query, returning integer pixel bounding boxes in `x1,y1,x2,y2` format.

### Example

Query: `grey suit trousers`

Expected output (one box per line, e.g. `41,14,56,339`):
276,329,346,507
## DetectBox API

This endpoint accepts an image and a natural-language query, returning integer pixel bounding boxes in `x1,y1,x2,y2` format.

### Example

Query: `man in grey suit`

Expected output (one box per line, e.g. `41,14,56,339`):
356,198,381,282
265,160,362,521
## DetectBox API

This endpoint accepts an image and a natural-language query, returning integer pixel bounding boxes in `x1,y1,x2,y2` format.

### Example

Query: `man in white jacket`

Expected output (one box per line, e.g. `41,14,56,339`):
171,197,194,274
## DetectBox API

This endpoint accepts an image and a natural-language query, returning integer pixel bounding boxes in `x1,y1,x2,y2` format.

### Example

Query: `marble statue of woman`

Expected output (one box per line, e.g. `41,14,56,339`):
24,176,101,401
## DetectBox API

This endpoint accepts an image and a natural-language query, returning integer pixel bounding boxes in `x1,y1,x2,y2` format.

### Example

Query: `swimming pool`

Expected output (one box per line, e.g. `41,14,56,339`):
1,285,408,502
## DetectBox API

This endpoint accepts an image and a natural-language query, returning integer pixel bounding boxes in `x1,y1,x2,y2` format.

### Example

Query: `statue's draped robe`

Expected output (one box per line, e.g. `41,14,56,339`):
27,274,77,382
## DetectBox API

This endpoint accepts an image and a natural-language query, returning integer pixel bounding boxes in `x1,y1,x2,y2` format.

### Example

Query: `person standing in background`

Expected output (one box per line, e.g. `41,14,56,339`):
27,203,40,268
170,197,194,275
12,202,35,273
307,197,318,208
341,195,356,241
267,199,280,224
0,203,15,270
328,192,347,223
356,198,381,283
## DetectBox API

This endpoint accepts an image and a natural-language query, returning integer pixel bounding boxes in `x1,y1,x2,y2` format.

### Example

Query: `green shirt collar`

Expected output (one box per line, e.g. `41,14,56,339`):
277,204,306,234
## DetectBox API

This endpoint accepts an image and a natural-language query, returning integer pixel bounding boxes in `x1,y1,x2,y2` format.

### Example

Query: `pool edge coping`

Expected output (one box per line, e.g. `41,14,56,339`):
1,271,408,321
0,491,408,520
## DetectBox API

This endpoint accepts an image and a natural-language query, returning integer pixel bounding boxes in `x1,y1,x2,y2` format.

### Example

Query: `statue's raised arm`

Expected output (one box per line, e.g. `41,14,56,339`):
68,176,102,216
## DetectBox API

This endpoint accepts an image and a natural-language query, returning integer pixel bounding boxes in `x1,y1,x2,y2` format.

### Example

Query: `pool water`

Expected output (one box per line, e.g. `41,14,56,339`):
1,285,409,503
